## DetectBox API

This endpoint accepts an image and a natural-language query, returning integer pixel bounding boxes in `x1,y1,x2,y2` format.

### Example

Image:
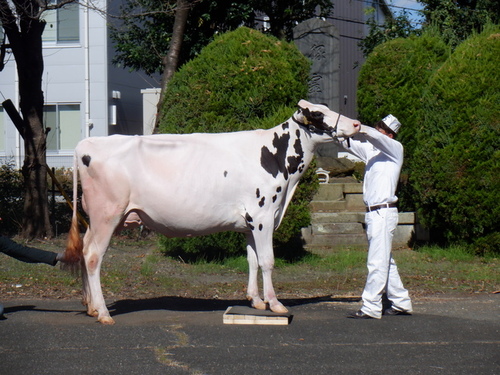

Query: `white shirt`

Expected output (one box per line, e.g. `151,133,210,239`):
338,125,403,207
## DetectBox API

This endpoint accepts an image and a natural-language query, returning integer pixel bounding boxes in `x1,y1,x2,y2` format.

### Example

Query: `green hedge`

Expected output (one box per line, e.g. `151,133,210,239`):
410,25,500,253
158,27,317,261
357,25,500,253
159,27,310,134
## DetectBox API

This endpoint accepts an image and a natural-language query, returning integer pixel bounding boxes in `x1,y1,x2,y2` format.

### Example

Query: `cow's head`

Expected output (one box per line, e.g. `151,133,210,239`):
294,100,360,139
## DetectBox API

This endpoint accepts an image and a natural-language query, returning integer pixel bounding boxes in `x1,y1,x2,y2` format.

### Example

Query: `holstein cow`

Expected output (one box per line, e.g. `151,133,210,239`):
64,100,360,324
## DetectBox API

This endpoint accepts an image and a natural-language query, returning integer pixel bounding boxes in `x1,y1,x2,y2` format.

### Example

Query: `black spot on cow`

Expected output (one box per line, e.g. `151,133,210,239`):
287,156,301,175
256,188,260,198
282,122,289,130
224,170,228,177
260,131,290,179
272,195,277,203
259,224,263,231
259,197,265,207
82,155,91,167
245,213,255,230
302,108,326,129
276,186,282,193
293,137,304,158
287,138,305,175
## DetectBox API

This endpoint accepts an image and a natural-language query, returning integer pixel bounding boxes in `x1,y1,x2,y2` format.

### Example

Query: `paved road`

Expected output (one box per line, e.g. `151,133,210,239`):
1,294,498,374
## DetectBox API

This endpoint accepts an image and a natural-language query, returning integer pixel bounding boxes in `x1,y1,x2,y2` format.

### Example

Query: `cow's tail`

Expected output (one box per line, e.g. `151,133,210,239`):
63,153,83,272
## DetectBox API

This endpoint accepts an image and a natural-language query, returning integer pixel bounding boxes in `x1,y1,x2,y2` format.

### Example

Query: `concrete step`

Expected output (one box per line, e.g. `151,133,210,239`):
310,211,415,224
302,231,368,247
311,212,365,224
314,183,345,201
313,182,363,200
310,196,365,212
342,182,364,194
305,181,420,250
303,222,416,249
310,222,365,235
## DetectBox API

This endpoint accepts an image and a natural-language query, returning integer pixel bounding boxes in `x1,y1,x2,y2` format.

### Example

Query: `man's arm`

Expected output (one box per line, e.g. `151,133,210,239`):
357,125,403,162
0,236,58,266
336,132,371,162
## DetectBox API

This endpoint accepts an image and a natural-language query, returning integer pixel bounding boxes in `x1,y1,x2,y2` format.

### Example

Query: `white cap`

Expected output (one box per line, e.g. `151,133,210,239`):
382,114,401,134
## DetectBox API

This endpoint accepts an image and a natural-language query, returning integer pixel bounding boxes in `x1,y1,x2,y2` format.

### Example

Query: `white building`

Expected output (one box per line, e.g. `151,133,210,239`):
0,0,158,169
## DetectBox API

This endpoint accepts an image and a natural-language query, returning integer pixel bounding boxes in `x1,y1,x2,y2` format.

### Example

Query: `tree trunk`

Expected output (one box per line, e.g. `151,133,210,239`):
1,4,53,239
154,0,191,131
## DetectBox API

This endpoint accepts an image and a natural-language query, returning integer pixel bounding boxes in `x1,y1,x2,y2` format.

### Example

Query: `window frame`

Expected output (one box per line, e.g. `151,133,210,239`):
44,103,81,153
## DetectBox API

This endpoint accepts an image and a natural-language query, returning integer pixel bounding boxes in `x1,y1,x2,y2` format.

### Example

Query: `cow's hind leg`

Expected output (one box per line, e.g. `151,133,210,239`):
245,233,266,310
81,230,91,309
81,226,116,325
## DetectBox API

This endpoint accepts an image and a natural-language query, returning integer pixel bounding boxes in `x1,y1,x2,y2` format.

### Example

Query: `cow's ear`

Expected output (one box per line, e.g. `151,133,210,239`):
294,108,308,125
298,99,312,109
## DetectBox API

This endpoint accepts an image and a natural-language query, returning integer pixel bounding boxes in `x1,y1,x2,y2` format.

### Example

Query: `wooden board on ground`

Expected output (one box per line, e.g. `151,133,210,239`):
223,306,293,325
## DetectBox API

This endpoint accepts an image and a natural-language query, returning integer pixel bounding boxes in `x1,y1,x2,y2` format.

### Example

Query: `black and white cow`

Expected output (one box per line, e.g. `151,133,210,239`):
64,100,360,324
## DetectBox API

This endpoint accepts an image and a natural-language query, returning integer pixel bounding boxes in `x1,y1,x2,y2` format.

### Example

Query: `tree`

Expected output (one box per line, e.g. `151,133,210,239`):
360,0,499,57
419,0,499,47
110,0,333,77
359,11,419,57
155,0,193,128
0,0,76,238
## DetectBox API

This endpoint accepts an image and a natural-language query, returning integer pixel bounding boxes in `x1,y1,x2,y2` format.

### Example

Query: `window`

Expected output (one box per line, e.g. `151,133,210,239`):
44,104,81,151
42,1,79,43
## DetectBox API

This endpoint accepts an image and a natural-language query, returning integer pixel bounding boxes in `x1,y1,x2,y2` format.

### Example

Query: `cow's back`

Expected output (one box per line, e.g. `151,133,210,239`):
76,132,281,236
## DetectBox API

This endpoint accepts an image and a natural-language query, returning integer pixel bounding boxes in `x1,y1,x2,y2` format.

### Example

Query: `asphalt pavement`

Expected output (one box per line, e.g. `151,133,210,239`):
1,294,499,374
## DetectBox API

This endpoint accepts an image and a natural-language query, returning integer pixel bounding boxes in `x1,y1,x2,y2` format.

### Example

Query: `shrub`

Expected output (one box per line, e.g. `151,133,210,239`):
0,164,79,236
159,27,310,134
410,25,500,251
158,27,317,261
0,162,24,234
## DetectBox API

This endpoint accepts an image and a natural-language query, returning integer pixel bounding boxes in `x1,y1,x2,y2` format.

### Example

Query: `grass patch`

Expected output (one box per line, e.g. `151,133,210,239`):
415,244,476,262
1,236,498,301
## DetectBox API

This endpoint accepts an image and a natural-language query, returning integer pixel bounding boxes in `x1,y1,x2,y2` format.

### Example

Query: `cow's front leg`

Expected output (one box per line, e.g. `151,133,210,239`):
261,263,288,314
253,230,288,314
245,234,266,310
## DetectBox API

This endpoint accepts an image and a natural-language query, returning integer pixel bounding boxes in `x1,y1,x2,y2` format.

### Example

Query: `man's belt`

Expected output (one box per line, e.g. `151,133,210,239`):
366,203,398,212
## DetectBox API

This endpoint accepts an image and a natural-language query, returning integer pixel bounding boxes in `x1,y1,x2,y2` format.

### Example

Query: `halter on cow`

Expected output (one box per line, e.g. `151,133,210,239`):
64,100,360,324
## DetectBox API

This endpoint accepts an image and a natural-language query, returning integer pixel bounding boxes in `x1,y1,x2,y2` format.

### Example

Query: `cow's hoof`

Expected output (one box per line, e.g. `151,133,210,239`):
87,308,99,317
270,303,288,314
98,316,115,325
249,298,267,311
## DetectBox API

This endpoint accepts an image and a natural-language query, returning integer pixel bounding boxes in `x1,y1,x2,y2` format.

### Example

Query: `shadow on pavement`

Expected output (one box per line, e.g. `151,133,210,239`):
108,295,361,317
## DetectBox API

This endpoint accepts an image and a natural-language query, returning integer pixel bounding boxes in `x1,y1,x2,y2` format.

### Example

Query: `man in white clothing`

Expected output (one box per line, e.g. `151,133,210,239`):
338,114,412,319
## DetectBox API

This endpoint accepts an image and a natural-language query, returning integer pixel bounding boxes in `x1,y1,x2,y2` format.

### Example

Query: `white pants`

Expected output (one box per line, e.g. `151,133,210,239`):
361,208,412,318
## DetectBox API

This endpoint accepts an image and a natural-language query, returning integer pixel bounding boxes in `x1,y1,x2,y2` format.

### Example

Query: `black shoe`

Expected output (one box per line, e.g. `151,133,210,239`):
383,307,412,316
347,310,374,319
